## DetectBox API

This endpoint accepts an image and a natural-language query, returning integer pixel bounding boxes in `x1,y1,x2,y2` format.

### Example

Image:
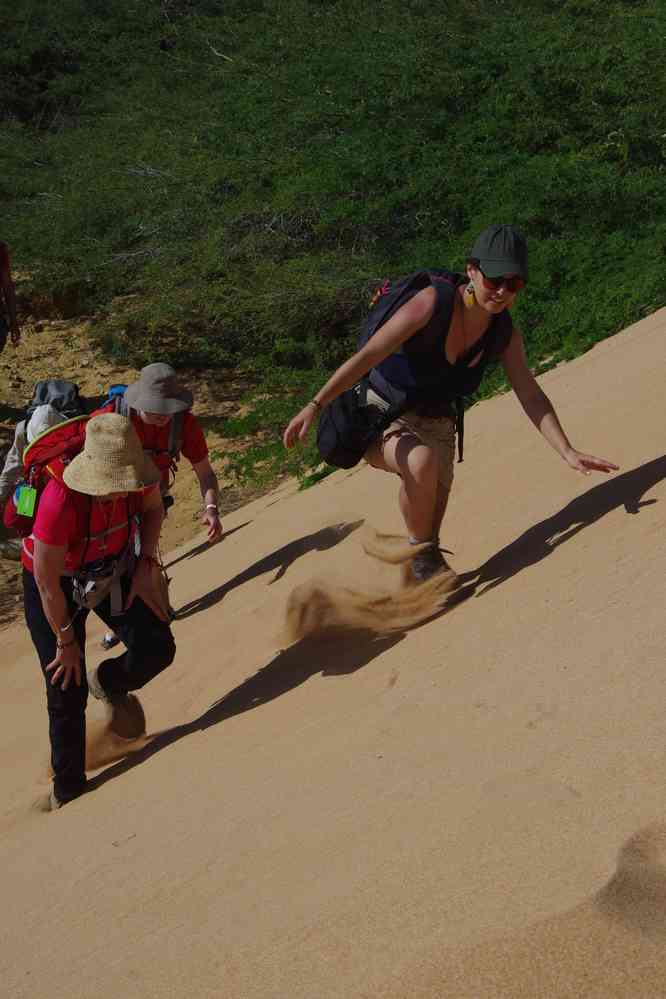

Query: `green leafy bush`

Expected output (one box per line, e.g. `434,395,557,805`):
2,0,665,484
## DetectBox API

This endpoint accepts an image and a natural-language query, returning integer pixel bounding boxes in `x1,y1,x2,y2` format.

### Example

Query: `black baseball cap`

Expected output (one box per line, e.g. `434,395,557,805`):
469,224,528,281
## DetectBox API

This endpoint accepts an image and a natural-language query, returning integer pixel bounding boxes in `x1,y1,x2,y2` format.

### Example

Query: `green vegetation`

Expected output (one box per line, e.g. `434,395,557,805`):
3,0,665,483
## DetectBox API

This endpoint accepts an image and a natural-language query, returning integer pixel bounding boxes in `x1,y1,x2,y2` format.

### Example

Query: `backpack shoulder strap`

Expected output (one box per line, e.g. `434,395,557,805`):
168,412,185,458
428,270,460,336
428,272,465,464
360,271,433,350
114,393,129,417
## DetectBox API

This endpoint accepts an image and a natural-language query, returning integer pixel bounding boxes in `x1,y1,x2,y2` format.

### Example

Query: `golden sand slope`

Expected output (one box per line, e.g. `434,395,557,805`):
0,308,665,999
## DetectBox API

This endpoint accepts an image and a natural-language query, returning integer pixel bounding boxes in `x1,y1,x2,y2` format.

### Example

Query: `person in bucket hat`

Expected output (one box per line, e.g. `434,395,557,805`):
96,362,222,650
23,413,176,811
123,361,194,414
283,224,618,584
98,363,221,535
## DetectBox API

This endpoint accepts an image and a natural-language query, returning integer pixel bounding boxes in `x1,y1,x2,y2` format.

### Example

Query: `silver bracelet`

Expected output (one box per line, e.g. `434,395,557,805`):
205,503,219,512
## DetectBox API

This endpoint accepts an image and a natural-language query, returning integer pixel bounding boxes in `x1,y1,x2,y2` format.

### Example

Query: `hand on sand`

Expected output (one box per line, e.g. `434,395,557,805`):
125,558,169,621
283,404,316,448
46,640,82,690
564,448,619,476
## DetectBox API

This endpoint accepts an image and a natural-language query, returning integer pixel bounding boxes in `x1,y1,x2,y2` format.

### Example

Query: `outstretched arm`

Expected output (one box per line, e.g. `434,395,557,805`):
502,329,619,475
282,286,438,447
192,456,222,542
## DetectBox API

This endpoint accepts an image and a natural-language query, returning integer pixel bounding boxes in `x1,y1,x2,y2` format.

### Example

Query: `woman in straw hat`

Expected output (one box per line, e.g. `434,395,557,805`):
283,225,618,583
23,413,176,811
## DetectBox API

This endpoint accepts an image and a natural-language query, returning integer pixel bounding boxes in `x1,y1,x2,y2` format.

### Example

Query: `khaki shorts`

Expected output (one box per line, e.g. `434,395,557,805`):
365,387,456,492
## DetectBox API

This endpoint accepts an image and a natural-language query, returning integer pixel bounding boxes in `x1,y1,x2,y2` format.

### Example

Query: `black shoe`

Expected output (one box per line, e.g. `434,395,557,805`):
409,543,455,583
87,668,146,739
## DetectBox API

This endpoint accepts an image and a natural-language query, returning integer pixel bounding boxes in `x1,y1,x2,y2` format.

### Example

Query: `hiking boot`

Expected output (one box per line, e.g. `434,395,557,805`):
100,631,121,651
87,665,111,703
409,542,455,583
87,668,147,739
107,694,146,740
46,789,63,812
35,788,66,813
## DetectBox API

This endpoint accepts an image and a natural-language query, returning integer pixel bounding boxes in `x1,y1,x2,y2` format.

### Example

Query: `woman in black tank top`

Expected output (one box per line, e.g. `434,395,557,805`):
283,225,618,584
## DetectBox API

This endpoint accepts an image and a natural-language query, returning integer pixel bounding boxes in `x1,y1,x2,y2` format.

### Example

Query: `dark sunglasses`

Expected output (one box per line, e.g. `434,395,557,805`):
479,269,525,293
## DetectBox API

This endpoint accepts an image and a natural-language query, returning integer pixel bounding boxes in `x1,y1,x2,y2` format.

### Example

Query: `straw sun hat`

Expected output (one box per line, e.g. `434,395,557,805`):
63,413,160,495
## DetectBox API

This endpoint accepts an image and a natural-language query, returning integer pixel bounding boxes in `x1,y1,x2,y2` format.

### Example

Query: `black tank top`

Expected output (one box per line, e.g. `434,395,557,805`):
370,271,513,415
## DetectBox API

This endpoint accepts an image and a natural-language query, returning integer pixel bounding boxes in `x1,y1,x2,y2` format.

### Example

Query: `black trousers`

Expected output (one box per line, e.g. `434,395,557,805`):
23,569,176,803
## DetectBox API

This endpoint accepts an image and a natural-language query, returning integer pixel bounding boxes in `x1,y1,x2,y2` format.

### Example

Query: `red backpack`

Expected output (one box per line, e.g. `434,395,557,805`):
3,415,89,537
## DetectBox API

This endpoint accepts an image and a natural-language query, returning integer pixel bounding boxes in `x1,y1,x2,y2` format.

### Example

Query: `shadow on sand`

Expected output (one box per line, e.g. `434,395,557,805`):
87,627,405,793
88,456,664,792
448,454,665,607
164,522,251,571
174,519,364,620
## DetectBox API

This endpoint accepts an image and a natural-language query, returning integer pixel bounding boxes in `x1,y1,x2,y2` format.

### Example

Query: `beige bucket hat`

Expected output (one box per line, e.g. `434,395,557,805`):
63,413,160,495
123,362,193,415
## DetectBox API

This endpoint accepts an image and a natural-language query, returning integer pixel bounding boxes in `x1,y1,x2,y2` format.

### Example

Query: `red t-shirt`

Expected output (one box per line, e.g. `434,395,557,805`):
95,404,208,487
22,478,145,573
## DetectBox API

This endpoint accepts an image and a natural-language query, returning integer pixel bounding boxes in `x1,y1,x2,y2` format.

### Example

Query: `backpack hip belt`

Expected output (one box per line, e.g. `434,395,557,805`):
66,543,136,617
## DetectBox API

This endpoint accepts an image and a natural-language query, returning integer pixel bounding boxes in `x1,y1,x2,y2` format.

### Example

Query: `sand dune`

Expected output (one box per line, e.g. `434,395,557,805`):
1,308,665,998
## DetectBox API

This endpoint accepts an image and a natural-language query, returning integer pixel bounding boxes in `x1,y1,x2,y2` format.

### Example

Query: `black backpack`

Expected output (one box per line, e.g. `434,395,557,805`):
316,271,458,470
358,270,445,353
25,379,87,420
315,379,405,470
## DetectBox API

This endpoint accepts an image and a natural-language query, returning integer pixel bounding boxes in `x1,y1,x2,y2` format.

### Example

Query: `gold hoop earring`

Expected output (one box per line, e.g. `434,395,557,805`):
463,282,476,309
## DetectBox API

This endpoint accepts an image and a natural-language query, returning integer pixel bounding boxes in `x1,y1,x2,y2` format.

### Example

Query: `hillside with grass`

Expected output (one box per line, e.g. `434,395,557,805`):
3,0,665,483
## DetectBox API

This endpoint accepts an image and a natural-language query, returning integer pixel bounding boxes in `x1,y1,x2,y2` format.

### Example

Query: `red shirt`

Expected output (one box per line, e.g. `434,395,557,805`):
95,404,208,488
22,479,145,573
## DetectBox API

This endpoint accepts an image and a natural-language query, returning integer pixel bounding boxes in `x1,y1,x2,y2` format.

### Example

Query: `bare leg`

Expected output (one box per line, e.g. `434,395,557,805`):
366,431,439,540
432,482,452,542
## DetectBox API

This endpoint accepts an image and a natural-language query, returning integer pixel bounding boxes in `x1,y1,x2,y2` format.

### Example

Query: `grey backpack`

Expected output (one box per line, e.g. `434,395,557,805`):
26,379,87,420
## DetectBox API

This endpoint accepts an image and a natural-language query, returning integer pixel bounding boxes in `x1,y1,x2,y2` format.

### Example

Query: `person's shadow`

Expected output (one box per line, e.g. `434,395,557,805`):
448,454,665,606
175,519,364,620
85,456,664,795
164,522,251,571
87,626,404,793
